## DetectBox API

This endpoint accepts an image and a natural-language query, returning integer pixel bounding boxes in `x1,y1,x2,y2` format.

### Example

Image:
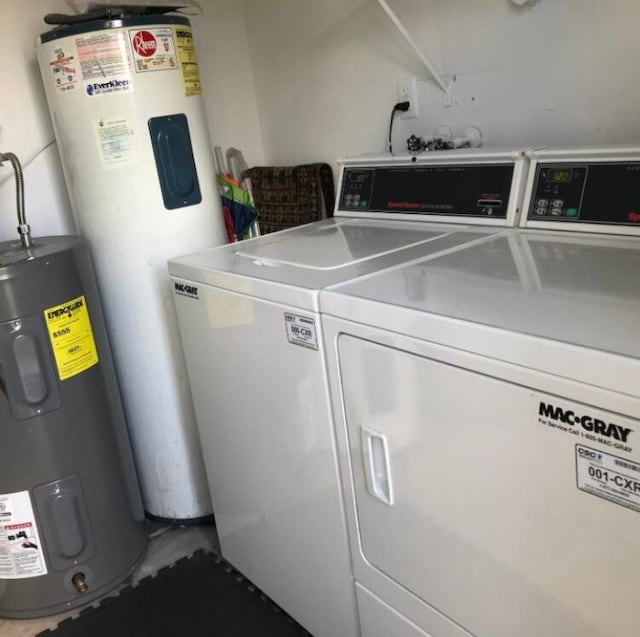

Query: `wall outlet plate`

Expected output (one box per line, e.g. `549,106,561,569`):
397,77,418,119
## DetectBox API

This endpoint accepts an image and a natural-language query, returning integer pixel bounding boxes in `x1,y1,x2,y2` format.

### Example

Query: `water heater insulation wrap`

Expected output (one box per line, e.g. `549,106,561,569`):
0,236,147,617
36,16,227,520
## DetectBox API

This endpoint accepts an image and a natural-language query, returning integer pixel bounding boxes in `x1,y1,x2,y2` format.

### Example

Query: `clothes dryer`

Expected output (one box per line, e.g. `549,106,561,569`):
320,146,640,637
168,149,529,637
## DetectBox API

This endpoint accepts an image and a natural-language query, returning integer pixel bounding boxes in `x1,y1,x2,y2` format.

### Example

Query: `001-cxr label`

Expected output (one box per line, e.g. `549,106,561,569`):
576,444,640,513
284,313,318,350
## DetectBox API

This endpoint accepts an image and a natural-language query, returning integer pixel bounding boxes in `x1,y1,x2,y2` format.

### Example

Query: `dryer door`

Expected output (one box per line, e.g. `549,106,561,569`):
338,334,640,637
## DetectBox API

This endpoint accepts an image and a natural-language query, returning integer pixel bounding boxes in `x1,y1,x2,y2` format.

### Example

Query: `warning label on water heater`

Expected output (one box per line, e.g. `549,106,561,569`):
44,295,99,381
174,27,201,96
48,47,78,93
0,491,47,580
76,31,133,97
76,31,132,80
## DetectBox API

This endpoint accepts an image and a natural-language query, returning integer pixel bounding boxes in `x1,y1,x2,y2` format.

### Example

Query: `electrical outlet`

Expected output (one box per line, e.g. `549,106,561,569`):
397,77,418,119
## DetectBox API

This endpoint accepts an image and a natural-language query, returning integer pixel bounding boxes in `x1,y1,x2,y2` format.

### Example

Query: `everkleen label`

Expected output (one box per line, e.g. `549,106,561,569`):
0,491,47,579
174,27,201,96
85,78,131,97
44,295,99,381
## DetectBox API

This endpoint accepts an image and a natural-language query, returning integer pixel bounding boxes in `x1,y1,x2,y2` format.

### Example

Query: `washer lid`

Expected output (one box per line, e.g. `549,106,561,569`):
322,230,640,361
168,218,501,311
233,219,452,270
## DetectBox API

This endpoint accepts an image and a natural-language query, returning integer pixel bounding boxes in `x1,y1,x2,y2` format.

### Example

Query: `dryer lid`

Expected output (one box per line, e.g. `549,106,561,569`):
322,230,640,360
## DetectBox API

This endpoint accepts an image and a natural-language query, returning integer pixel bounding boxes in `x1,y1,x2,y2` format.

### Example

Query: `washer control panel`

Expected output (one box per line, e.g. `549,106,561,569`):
528,162,640,226
339,164,514,219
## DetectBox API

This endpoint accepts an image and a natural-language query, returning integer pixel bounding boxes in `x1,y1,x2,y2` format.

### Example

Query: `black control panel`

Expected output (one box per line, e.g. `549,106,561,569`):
339,164,515,218
528,162,640,226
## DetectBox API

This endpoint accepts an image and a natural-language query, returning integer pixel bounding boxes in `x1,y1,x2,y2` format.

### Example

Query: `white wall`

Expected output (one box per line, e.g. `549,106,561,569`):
0,1,76,243
243,0,640,171
0,0,264,243
192,0,264,170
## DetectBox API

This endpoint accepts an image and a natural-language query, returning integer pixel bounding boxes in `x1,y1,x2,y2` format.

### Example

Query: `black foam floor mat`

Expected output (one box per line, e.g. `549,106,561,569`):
37,550,310,637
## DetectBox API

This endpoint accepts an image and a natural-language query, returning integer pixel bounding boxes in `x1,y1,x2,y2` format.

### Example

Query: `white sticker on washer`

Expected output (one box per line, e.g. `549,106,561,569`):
0,491,47,579
576,445,640,513
284,313,318,350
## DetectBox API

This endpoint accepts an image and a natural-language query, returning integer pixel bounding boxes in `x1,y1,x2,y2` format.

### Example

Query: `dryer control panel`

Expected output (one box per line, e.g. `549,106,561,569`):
527,161,640,227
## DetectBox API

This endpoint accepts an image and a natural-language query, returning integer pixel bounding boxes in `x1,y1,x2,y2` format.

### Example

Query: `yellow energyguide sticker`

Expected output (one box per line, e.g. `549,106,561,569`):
44,295,99,381
174,26,201,96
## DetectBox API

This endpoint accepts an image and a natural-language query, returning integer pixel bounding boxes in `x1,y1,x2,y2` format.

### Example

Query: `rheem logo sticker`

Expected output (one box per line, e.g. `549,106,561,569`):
132,31,157,58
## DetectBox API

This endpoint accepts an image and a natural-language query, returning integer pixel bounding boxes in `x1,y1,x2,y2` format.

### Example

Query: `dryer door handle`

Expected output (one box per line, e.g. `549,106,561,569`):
361,426,394,506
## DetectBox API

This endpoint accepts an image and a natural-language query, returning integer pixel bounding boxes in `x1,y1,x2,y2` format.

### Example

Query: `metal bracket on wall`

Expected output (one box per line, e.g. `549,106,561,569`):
377,0,451,97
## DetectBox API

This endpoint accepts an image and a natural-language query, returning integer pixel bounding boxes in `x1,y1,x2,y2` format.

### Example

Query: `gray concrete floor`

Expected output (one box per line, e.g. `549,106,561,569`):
0,523,219,637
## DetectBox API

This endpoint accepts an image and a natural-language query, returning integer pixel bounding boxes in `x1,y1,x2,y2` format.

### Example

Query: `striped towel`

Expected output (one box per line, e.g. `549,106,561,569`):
244,163,335,234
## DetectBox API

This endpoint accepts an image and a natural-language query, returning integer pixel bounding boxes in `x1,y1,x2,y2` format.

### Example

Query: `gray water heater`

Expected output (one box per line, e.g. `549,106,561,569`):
0,154,147,617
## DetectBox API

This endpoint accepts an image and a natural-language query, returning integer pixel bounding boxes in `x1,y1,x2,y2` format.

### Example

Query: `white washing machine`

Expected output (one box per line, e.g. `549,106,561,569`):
168,149,529,637
320,146,640,637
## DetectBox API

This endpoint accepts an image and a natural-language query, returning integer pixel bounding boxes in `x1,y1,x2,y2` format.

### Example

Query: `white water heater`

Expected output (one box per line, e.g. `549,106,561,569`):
36,14,227,522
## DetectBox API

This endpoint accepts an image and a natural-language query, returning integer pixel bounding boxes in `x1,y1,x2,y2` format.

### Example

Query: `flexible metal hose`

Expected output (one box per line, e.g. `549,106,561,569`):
0,152,32,248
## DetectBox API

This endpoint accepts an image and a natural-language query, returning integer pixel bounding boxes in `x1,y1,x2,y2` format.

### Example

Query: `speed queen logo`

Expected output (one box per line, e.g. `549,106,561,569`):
132,31,157,58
